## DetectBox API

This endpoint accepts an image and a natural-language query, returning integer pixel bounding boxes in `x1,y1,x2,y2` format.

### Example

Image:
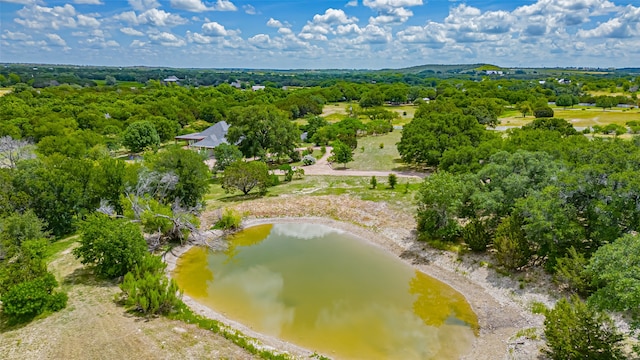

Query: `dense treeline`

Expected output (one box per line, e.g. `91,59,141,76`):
403,98,640,356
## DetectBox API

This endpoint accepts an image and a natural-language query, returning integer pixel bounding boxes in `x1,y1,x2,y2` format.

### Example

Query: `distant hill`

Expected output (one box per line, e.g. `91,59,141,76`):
380,64,492,74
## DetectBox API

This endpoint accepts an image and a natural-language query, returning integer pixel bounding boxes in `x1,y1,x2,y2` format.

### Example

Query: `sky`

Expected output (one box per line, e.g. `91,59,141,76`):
0,0,639,69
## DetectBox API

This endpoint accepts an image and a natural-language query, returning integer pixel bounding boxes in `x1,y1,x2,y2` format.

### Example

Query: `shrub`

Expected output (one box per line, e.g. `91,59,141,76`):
543,296,624,360
462,218,491,252
119,255,182,316
534,106,554,118
320,146,326,155
370,176,377,189
289,150,301,163
379,142,384,149
493,215,529,270
73,213,148,279
213,208,242,231
388,173,397,189
1,273,67,322
302,155,316,166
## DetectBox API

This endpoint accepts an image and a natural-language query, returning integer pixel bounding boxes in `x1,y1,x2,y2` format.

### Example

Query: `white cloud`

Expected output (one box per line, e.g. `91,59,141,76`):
312,8,358,25
362,0,423,10
170,0,212,12
130,39,148,47
396,23,449,47
137,9,189,27
120,27,144,36
243,4,256,15
148,31,186,46
346,0,358,7
577,5,640,38
128,0,160,12
202,21,227,36
15,4,78,30
186,31,215,44
214,0,237,11
1,30,32,41
267,18,284,28
77,14,101,27
248,33,272,49
369,7,413,25
0,0,43,4
73,0,103,4
45,33,67,47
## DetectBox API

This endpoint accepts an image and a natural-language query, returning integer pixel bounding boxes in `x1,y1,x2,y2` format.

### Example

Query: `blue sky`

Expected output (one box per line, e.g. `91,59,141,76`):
1,0,639,69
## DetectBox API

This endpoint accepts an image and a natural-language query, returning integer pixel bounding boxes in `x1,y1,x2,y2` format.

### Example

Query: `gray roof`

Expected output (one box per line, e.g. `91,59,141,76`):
192,134,228,149
175,121,229,141
176,121,230,148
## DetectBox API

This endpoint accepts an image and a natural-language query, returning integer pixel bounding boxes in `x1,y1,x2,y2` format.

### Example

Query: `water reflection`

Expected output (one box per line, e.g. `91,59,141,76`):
174,223,478,359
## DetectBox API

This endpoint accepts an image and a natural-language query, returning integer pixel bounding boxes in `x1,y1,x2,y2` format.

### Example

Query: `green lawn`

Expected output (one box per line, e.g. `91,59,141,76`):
320,102,417,126
350,131,407,171
500,106,640,127
204,175,421,211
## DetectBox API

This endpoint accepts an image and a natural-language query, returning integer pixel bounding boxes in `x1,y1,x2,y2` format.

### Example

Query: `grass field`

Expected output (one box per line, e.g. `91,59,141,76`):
500,106,640,128
350,131,406,171
205,174,421,211
321,102,417,126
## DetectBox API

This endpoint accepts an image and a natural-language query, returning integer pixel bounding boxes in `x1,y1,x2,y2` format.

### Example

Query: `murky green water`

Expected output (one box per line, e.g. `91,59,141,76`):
173,223,478,359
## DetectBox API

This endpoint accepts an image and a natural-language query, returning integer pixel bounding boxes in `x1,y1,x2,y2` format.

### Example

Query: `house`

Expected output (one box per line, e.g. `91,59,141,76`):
175,121,230,156
252,85,266,91
163,75,180,83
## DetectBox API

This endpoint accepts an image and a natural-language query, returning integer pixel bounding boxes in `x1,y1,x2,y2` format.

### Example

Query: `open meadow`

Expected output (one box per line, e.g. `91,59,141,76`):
500,105,640,128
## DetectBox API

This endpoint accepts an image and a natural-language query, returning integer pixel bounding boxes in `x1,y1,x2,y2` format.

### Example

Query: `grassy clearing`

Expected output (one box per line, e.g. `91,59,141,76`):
350,131,407,171
0,88,12,96
205,175,421,212
321,102,416,126
500,106,640,127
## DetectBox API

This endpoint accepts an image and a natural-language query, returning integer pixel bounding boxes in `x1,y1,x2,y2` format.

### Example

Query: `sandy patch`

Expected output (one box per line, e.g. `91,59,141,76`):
166,195,555,359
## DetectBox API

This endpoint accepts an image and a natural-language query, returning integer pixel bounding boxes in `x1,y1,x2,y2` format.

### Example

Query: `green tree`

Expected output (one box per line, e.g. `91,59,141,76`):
0,210,48,258
212,143,243,173
149,116,180,142
359,89,384,108
534,106,554,118
122,121,160,153
73,214,148,279
226,105,299,160
222,160,269,195
493,214,529,270
543,296,624,360
398,112,491,167
556,94,576,109
146,147,210,208
370,176,377,189
587,233,640,325
388,173,397,189
595,96,618,111
330,140,353,169
416,172,466,242
516,101,533,117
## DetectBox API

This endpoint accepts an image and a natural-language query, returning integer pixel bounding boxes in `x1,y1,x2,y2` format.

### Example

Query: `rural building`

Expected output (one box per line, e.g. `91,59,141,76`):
175,121,230,156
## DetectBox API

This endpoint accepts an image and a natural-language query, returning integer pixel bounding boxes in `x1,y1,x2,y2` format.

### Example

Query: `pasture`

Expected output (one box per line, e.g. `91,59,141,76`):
500,105,640,128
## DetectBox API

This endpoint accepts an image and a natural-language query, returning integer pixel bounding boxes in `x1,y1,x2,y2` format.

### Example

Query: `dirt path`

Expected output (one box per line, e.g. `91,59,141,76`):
302,147,426,178
0,246,256,360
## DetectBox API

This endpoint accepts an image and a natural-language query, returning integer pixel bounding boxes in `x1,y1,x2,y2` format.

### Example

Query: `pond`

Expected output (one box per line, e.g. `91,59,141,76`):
173,223,478,359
